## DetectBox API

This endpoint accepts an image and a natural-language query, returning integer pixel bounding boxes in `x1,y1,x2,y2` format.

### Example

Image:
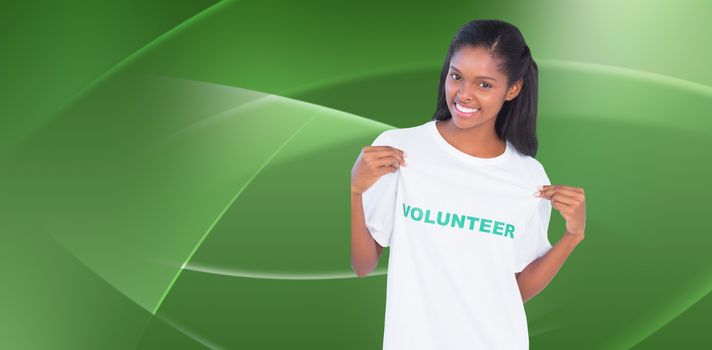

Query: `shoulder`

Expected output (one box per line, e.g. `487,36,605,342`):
526,157,550,186
371,121,430,146
508,144,551,186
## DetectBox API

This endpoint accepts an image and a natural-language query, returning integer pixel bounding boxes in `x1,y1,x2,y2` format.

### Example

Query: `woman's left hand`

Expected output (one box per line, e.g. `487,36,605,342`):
536,185,586,241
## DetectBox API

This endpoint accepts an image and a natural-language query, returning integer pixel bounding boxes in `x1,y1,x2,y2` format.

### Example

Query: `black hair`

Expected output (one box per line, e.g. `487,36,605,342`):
432,19,540,157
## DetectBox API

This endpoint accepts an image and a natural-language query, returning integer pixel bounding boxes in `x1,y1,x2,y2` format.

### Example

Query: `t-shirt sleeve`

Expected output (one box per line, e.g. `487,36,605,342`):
361,131,400,248
513,174,553,273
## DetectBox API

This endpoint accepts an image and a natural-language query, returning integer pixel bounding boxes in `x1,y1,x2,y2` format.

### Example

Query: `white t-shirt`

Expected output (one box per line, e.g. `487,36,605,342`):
362,119,553,350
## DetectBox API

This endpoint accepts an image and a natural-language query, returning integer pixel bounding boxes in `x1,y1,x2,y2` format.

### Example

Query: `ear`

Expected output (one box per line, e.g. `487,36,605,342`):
505,79,523,101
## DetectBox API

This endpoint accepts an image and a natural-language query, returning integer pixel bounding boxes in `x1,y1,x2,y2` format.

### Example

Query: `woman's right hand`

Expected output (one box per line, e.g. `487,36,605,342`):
351,144,407,195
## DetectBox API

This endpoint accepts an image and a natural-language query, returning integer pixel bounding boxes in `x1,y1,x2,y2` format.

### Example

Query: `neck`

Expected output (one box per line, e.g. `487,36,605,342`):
439,119,505,158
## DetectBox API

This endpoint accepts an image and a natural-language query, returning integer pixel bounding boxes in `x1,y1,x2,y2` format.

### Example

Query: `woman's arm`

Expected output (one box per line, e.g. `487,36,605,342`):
515,231,583,303
351,192,384,277
516,184,586,303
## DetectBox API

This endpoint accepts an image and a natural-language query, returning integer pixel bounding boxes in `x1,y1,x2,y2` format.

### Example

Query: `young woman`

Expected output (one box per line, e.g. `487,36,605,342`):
351,19,586,349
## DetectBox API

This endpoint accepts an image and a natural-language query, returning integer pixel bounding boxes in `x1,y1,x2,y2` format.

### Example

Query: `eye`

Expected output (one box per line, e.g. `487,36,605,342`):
449,73,461,81
479,82,492,89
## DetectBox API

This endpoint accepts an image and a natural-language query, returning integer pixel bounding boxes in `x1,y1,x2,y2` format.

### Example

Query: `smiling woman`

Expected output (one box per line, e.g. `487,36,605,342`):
351,18,586,350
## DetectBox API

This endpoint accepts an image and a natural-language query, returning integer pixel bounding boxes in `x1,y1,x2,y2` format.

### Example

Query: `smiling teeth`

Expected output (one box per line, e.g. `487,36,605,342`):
456,103,480,113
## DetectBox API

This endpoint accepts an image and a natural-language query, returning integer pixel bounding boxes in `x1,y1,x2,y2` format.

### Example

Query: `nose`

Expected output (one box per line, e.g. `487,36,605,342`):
456,84,475,102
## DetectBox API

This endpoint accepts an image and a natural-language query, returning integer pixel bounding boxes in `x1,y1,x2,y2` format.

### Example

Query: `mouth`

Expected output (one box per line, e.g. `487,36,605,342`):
453,101,481,115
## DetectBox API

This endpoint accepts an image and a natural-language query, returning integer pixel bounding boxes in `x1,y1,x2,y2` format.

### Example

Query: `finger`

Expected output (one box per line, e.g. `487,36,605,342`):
549,192,577,205
538,186,578,201
372,155,403,169
541,184,583,194
551,199,571,211
544,192,579,205
378,164,399,175
369,146,406,166
538,186,581,200
368,145,405,158
556,185,584,194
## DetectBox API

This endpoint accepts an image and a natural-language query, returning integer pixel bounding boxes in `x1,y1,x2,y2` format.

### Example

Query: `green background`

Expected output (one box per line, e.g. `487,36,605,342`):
1,0,711,348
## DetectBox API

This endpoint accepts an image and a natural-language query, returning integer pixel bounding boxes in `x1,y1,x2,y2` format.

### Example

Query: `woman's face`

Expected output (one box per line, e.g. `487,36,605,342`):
444,45,522,130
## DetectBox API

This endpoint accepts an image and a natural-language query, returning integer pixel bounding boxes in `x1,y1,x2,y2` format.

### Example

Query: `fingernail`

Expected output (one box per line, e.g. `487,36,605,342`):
533,191,541,197
403,151,408,157
537,186,544,191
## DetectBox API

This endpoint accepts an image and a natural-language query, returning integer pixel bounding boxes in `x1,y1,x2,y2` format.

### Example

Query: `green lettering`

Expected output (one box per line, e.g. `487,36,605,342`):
479,219,492,233
466,216,480,230
411,207,423,221
436,212,451,226
424,209,436,224
400,201,516,240
492,221,505,235
504,224,515,239
451,214,465,229
402,203,411,217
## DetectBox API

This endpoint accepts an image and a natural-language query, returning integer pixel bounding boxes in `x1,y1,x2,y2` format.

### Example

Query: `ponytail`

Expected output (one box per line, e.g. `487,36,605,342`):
496,46,539,157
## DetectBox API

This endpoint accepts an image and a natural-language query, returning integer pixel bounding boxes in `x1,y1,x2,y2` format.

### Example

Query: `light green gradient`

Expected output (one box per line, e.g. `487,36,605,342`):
2,1,710,349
